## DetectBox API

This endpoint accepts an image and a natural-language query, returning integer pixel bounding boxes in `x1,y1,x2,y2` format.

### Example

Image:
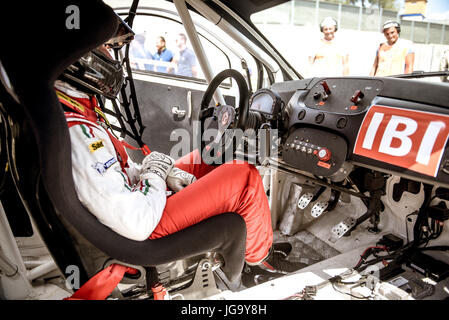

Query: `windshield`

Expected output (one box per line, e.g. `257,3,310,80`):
251,0,449,83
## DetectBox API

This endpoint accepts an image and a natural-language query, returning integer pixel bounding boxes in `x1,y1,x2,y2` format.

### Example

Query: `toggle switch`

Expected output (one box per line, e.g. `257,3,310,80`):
350,90,364,104
320,81,331,95
320,81,331,101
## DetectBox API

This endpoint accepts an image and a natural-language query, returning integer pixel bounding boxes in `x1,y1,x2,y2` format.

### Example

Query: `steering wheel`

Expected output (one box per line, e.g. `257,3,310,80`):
199,69,249,164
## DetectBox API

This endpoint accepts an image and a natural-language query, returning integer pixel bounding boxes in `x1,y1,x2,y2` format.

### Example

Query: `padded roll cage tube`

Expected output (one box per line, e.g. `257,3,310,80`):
173,0,226,106
104,0,147,148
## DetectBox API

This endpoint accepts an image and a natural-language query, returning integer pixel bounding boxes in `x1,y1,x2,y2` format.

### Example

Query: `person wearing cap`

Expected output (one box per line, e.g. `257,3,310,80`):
129,34,153,71
370,20,415,76
308,16,349,77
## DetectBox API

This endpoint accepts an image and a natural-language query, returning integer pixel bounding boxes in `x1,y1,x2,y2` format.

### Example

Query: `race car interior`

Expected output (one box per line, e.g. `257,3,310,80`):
0,0,449,301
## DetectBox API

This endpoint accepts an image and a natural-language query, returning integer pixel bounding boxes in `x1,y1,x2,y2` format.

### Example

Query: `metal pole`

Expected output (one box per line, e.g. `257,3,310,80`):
0,202,32,299
430,45,434,72
315,0,320,28
27,261,57,281
290,0,295,25
173,0,225,105
337,3,342,28
442,24,446,45
426,22,430,44
269,168,279,230
0,254,18,277
358,5,363,31
379,8,383,32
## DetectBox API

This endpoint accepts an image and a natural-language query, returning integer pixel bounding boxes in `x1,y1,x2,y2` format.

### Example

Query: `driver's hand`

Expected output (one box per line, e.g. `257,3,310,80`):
140,152,174,182
166,167,197,192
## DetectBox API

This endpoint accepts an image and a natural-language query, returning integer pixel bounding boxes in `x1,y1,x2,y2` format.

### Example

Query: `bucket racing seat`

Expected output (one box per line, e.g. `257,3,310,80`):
0,0,247,299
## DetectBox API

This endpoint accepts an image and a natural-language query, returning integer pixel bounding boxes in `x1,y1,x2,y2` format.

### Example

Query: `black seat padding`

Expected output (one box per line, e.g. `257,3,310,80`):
0,0,246,284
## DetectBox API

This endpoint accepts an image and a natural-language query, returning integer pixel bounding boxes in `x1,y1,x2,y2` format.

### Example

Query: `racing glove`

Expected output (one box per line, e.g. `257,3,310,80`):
140,151,175,182
166,167,197,192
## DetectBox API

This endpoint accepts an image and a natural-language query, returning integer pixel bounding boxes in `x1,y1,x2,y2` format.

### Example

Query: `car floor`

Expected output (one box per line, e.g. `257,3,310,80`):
214,195,449,300
11,193,449,300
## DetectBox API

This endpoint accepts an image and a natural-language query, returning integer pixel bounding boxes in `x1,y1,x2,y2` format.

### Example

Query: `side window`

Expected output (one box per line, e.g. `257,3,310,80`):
128,15,231,81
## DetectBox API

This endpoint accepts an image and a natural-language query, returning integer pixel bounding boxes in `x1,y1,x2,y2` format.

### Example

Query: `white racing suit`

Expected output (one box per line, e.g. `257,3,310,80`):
56,81,166,241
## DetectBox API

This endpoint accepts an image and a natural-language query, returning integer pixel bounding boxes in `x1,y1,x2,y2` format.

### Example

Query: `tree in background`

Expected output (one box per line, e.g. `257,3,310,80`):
325,0,399,11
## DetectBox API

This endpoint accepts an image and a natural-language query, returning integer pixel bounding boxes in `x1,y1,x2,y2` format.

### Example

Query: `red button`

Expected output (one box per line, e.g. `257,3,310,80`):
317,148,331,162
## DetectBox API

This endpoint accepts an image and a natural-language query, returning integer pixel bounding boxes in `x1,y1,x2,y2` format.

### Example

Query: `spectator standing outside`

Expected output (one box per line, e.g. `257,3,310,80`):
152,36,173,73
308,17,349,77
440,49,449,83
370,21,415,76
171,33,198,77
129,34,153,71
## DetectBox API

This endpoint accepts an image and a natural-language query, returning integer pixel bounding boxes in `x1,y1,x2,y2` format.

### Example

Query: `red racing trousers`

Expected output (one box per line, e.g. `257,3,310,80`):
149,150,273,264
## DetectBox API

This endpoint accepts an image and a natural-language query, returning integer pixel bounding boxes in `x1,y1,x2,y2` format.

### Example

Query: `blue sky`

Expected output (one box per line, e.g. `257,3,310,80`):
397,0,449,15
393,0,449,19
426,0,449,14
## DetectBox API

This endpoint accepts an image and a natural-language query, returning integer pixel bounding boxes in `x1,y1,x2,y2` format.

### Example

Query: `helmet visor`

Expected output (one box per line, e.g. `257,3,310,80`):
105,15,135,49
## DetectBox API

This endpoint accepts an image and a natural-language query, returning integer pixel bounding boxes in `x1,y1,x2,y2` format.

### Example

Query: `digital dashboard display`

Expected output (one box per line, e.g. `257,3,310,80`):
250,92,275,114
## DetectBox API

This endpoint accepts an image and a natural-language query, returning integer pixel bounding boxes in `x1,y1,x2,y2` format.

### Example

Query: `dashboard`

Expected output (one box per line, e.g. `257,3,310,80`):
249,76,449,187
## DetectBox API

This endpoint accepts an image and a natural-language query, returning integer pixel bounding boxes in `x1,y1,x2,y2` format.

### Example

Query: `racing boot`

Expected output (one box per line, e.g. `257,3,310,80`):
258,245,305,274
272,241,293,258
241,242,306,287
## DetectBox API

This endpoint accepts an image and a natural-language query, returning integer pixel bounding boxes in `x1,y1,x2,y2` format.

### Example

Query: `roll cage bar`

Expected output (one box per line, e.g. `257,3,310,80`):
103,0,226,148
99,0,296,149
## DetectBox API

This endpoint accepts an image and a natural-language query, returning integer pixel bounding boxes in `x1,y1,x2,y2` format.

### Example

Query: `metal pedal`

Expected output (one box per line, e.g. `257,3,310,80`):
298,192,314,209
329,217,357,243
311,201,329,218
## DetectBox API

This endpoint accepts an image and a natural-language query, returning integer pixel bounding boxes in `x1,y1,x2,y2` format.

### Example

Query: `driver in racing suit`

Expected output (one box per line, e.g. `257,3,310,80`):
56,16,302,283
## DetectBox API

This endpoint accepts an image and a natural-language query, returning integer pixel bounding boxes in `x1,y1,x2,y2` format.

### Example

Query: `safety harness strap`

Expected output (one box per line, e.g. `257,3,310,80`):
59,88,152,168
121,139,151,155
64,264,135,300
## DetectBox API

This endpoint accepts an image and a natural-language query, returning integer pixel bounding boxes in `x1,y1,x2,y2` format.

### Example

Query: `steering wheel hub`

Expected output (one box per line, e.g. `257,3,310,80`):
199,69,249,164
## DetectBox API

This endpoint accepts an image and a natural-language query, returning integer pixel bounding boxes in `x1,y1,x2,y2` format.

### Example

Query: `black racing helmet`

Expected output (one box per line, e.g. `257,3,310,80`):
61,14,134,99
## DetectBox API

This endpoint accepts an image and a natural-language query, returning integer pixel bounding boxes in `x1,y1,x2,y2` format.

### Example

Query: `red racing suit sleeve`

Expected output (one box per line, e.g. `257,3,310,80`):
67,117,167,241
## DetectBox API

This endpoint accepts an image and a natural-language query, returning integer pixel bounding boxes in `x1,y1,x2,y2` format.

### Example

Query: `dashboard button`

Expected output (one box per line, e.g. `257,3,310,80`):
317,148,331,162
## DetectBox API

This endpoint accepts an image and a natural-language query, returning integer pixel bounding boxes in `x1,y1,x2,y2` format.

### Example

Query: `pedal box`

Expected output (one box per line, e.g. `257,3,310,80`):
406,251,449,282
